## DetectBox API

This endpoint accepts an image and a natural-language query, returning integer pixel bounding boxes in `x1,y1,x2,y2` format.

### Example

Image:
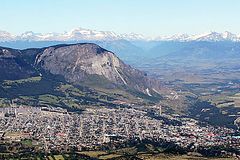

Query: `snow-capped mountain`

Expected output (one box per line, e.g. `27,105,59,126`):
0,30,16,41
17,31,60,41
61,28,121,41
0,28,239,42
61,28,146,41
0,28,145,42
156,31,240,42
191,31,239,41
157,34,190,41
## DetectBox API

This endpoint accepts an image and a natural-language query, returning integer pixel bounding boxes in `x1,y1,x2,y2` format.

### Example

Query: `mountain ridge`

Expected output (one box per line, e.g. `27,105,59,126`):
1,28,240,42
156,31,240,42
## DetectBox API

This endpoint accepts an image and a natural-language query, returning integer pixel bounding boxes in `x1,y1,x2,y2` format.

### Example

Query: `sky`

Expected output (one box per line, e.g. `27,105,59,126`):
1,0,240,37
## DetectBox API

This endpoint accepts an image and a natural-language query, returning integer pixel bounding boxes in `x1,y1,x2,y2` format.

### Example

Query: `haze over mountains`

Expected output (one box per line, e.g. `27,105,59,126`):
1,27,240,42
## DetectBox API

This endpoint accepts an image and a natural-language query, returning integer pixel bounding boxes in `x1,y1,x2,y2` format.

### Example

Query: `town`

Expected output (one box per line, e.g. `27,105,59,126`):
0,105,239,157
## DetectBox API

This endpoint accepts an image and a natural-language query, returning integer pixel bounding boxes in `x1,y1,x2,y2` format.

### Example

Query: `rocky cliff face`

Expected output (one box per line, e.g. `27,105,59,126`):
34,43,155,92
35,44,125,84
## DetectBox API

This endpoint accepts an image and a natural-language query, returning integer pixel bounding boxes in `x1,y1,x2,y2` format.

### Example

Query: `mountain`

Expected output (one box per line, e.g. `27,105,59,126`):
1,27,240,42
34,43,154,91
16,31,60,41
0,46,38,80
0,28,145,42
146,41,240,61
156,31,240,42
0,30,15,41
190,31,240,42
0,43,162,107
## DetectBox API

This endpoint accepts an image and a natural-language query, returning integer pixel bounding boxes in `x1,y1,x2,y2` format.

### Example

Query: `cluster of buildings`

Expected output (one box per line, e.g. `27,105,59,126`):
0,105,239,153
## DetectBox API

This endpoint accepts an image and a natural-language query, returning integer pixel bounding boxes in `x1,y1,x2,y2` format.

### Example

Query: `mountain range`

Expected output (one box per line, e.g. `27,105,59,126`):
156,31,240,42
1,28,240,86
1,28,240,42
0,28,145,42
